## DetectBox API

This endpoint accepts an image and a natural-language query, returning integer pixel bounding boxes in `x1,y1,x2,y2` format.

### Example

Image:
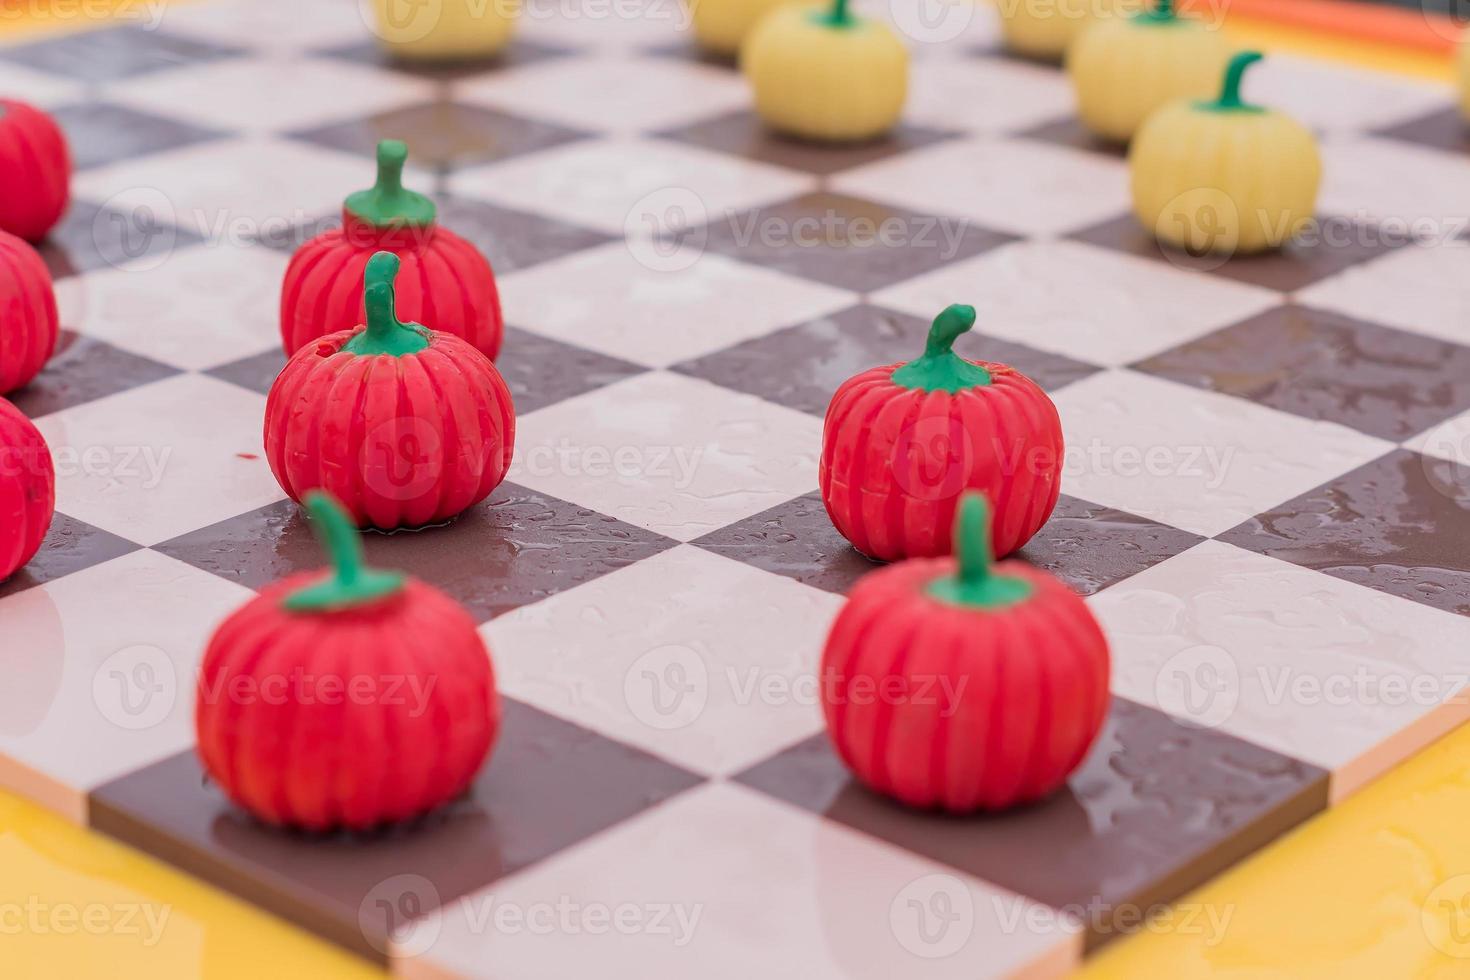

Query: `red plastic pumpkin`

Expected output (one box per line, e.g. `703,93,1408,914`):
196,491,498,831
265,250,515,530
0,229,59,393
280,139,502,360
821,304,1063,562
0,396,55,581
820,493,1110,812
0,100,69,243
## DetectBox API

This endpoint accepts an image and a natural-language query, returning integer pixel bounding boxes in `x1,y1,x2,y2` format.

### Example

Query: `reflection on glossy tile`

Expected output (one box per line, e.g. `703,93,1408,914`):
674,303,1097,417
693,490,879,595
156,484,677,623
407,782,1080,980
68,245,287,372
457,54,748,135
1052,370,1393,537
5,333,180,420
499,241,855,368
1016,495,1203,596
737,699,1327,950
1071,212,1402,294
449,136,814,235
90,700,703,962
0,550,253,821
53,102,228,172
687,191,1013,292
873,240,1283,368
0,24,243,83
1094,539,1470,796
510,371,823,542
831,137,1129,238
37,199,207,282
487,545,843,776
658,110,958,176
290,100,591,170
34,374,284,546
0,513,140,600
495,326,646,414
1219,449,1470,618
1133,305,1470,441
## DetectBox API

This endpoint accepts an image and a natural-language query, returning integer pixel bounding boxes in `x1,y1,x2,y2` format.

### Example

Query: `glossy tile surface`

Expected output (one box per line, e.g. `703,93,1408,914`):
0,7,1466,978
738,699,1328,951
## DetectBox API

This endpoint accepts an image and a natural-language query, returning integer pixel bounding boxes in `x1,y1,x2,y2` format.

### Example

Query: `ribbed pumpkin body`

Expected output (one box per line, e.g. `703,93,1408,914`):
820,361,1062,562
195,576,498,831
0,397,55,582
998,0,1143,60
820,558,1110,812
281,215,503,360
0,230,59,394
1131,101,1321,255
0,100,69,243
742,7,908,142
264,330,515,530
1068,15,1231,142
690,0,801,56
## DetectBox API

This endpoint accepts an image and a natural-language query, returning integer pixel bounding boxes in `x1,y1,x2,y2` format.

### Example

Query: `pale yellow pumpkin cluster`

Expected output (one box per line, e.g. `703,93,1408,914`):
1067,0,1230,142
742,2,908,142
1131,51,1321,255
369,0,520,60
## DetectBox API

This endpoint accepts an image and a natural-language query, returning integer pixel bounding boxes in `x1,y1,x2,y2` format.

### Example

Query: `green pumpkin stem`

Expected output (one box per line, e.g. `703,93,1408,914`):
825,0,852,26
282,493,406,613
926,494,1034,610
1214,51,1263,111
890,304,992,393
344,140,436,228
1135,0,1178,23
343,251,431,357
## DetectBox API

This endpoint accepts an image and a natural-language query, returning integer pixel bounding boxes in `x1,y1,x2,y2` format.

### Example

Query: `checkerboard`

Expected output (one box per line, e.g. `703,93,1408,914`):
4,0,1470,975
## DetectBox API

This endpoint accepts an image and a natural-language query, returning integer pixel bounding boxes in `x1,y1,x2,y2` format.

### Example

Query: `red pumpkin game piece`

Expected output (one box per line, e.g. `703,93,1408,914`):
820,303,1063,562
0,396,55,582
0,100,69,242
265,250,515,530
820,493,1110,812
280,139,503,360
0,229,59,393
196,491,498,831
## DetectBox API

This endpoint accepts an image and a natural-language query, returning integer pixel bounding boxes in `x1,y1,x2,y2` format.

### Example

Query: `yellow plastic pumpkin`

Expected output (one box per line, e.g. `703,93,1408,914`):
742,0,908,142
1067,0,1231,143
370,0,519,61
687,0,804,57
1130,51,1321,256
997,0,1144,61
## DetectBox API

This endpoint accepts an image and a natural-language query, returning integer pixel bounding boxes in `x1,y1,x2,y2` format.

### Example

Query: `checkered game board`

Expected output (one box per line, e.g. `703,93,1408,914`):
4,0,1470,975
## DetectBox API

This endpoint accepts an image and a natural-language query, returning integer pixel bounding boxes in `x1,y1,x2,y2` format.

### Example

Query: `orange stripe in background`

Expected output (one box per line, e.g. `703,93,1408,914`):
1186,0,1462,54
